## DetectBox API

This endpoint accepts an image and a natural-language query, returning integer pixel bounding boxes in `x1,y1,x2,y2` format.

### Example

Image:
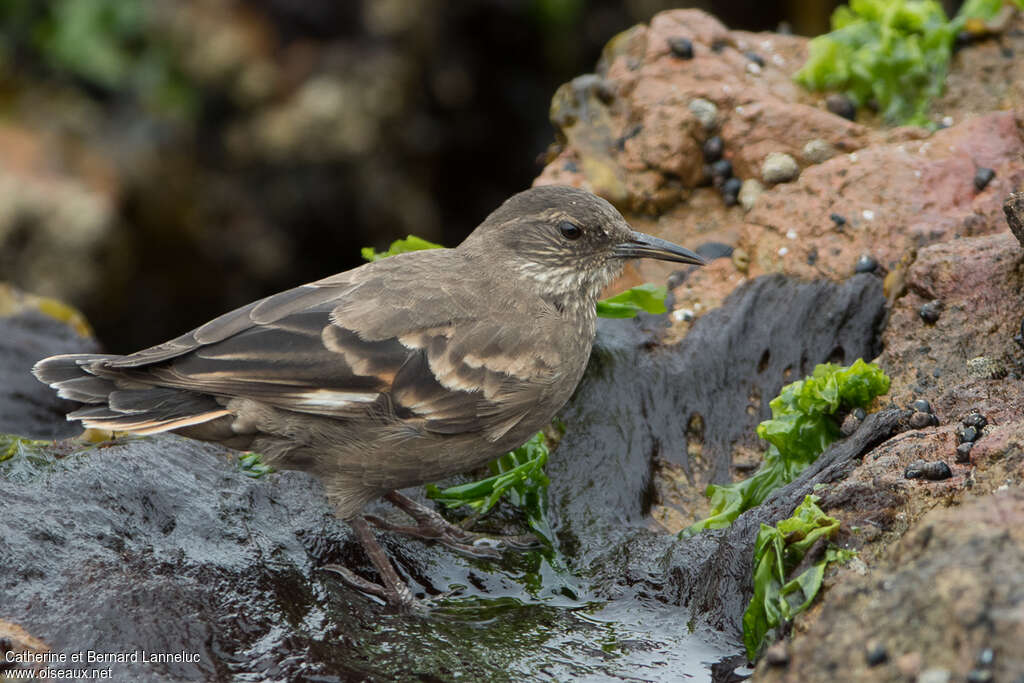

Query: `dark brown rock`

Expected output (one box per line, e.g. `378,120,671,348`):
1004,191,1024,248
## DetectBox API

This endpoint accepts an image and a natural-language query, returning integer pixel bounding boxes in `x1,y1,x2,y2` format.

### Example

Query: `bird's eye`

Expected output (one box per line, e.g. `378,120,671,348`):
559,221,583,240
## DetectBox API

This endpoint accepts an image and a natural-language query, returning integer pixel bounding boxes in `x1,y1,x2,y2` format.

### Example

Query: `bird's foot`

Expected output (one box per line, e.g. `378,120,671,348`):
322,515,426,611
320,563,424,612
368,490,540,559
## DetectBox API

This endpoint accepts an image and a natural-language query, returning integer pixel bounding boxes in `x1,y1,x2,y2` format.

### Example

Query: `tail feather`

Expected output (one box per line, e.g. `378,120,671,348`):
34,353,231,435
32,354,117,388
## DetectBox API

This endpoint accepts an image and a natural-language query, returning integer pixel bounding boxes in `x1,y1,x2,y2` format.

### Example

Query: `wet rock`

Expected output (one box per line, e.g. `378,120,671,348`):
0,286,100,439
739,178,764,211
826,93,857,121
761,152,800,184
668,36,694,59
955,441,974,463
1004,192,1024,248
911,399,933,414
904,459,953,480
919,300,943,324
567,272,886,542
973,167,995,192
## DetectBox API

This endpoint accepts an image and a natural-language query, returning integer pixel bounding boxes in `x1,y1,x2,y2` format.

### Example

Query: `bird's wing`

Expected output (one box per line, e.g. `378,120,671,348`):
90,253,563,442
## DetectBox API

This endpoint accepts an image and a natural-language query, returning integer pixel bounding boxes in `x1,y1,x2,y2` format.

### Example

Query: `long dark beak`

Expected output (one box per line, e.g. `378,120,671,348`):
614,231,706,266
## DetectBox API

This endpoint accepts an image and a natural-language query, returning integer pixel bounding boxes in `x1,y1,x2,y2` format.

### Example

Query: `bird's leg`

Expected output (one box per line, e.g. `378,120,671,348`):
321,515,419,609
364,490,540,558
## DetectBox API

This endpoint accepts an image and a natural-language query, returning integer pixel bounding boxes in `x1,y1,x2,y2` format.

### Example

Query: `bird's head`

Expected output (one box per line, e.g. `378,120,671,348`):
460,185,705,306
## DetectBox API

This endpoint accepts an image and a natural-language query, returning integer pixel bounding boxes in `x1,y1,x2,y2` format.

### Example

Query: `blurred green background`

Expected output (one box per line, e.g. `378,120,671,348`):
0,0,967,351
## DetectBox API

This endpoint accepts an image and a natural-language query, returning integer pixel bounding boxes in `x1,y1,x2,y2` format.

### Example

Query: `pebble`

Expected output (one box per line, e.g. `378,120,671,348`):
693,242,732,263
711,38,729,53
918,669,952,683
689,98,719,131
744,50,765,66
911,399,932,414
668,36,694,59
966,355,1007,380
830,212,847,228
739,179,764,211
909,412,937,429
966,669,994,683
711,158,733,182
962,412,987,430
826,93,857,120
904,460,953,480
959,425,979,443
732,247,750,273
763,642,789,666
721,177,742,205
973,167,995,192
1005,192,1024,248
919,300,943,324
840,412,861,437
762,152,800,184
865,642,888,666
1015,316,1024,349
802,138,836,164
855,254,878,273
703,135,724,162
853,407,866,421
955,442,974,464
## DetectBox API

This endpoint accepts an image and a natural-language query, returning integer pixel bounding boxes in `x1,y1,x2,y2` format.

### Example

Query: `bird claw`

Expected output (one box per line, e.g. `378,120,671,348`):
320,563,427,612
368,492,543,559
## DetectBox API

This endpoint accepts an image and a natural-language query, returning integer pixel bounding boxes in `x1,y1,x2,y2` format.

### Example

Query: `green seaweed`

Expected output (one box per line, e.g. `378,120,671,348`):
794,0,1023,126
426,431,554,547
743,495,856,660
594,283,668,318
360,235,445,262
237,451,274,478
682,359,890,537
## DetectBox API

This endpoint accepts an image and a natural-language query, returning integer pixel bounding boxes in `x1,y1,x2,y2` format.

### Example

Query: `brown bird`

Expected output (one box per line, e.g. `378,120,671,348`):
33,185,704,607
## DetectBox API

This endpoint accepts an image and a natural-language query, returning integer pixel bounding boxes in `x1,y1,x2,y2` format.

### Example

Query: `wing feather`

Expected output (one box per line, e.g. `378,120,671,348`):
85,251,565,437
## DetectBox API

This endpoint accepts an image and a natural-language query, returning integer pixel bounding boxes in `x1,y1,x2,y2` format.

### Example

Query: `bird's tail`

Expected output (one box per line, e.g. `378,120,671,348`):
33,354,230,435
